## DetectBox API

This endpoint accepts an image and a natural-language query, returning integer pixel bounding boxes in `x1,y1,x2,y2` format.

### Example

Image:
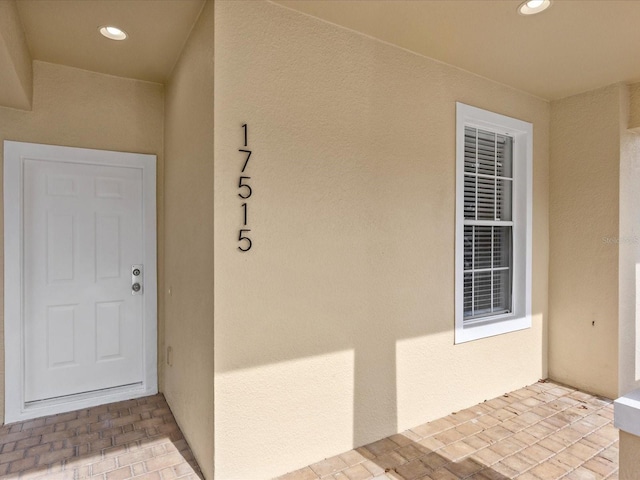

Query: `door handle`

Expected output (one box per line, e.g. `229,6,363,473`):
132,264,143,295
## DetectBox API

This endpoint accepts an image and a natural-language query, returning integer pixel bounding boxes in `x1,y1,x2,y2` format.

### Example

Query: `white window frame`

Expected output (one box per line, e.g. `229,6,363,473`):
455,103,532,344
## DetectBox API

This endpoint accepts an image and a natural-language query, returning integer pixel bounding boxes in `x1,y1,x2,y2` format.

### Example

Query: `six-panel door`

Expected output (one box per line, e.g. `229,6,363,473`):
23,159,144,402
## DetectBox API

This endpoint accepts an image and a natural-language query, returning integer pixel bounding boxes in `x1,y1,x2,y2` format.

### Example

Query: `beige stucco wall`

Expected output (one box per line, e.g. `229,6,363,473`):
619,84,640,396
213,1,549,477
549,85,621,399
162,1,215,478
0,60,164,424
619,431,638,480
0,0,32,110
628,83,640,132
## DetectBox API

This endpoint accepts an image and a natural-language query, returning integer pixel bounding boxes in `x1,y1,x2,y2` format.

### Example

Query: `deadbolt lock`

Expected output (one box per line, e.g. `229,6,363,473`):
131,264,143,295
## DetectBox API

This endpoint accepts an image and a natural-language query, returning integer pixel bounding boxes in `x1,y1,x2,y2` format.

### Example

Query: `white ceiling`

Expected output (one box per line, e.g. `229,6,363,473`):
12,0,640,100
15,0,205,84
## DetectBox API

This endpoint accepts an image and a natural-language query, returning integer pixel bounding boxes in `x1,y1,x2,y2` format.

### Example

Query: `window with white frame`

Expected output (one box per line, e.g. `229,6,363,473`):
455,103,532,344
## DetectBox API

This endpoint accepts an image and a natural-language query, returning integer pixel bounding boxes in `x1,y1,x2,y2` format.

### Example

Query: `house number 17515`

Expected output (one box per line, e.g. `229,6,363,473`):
238,123,252,252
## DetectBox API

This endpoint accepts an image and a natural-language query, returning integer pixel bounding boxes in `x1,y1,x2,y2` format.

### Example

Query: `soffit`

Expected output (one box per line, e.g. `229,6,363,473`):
274,0,640,100
15,0,205,83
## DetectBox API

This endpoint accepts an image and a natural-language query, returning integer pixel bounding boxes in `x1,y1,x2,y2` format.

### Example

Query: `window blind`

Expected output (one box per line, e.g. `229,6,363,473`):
463,126,513,320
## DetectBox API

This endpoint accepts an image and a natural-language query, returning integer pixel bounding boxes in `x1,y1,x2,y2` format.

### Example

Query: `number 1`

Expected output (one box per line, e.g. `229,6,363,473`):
242,124,247,147
242,202,248,226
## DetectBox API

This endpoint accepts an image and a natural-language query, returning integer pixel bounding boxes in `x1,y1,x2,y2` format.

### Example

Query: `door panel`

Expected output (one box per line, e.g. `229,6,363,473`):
23,159,144,402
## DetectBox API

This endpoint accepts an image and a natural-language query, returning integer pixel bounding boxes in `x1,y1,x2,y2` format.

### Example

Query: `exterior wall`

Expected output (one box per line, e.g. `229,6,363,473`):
549,85,621,399
162,1,215,478
619,84,640,396
619,431,640,480
628,83,640,131
0,60,164,425
213,1,550,478
0,0,32,110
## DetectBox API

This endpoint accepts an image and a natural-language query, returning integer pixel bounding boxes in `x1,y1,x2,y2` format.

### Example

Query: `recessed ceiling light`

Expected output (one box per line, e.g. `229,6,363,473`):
99,26,128,41
518,0,551,15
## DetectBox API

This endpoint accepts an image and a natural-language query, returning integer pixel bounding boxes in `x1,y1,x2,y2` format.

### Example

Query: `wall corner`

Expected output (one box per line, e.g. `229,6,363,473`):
628,82,640,132
0,0,33,111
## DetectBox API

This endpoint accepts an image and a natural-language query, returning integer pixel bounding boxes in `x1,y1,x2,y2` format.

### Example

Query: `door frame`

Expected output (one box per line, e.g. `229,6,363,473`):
4,140,158,423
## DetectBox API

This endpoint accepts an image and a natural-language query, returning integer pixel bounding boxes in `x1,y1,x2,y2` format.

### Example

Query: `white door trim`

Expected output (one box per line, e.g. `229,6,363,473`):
4,141,158,423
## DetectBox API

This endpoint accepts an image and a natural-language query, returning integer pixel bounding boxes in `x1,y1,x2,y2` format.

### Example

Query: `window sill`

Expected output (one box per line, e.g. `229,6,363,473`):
455,314,531,344
615,389,640,436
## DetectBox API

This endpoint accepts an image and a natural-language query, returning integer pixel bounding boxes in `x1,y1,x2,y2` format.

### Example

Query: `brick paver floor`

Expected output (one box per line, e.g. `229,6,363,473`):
276,380,618,480
0,394,201,480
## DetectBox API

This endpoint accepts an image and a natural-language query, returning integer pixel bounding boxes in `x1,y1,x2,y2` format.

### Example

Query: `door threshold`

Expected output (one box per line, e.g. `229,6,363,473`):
8,382,157,424
26,382,143,407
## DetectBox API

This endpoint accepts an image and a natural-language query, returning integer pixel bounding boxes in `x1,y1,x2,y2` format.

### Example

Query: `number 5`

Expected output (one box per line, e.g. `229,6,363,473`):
238,176,252,199
238,229,252,252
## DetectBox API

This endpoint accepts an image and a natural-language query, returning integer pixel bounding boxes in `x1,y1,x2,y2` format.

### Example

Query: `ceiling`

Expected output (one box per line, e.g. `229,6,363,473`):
15,0,204,84
11,0,640,100
275,0,640,101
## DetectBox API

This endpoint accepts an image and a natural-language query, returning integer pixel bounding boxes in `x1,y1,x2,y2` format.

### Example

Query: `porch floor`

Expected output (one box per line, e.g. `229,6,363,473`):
276,381,618,480
0,394,201,480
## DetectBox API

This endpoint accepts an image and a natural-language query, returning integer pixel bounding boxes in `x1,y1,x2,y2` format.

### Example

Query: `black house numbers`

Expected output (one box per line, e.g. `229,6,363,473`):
238,123,252,252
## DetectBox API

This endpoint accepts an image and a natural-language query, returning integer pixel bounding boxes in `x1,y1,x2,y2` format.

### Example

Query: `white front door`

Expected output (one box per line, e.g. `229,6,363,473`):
4,141,158,422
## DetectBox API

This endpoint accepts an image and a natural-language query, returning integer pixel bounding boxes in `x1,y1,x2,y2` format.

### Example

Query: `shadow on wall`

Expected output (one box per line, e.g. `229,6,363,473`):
353,341,398,447
216,244,545,456
217,225,448,446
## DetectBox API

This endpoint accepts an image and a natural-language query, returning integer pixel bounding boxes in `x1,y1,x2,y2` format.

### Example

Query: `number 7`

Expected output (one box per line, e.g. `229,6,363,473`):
238,149,251,172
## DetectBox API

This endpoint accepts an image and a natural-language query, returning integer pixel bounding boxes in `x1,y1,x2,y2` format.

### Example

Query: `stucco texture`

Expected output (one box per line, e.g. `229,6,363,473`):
0,60,164,425
628,82,640,132
549,85,621,399
0,0,32,110
162,1,215,478
618,84,640,397
213,1,549,477
619,431,640,480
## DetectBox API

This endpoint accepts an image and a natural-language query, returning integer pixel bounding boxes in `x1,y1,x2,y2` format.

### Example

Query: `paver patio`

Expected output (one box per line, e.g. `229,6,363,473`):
0,394,201,480
0,380,618,480
276,380,618,480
